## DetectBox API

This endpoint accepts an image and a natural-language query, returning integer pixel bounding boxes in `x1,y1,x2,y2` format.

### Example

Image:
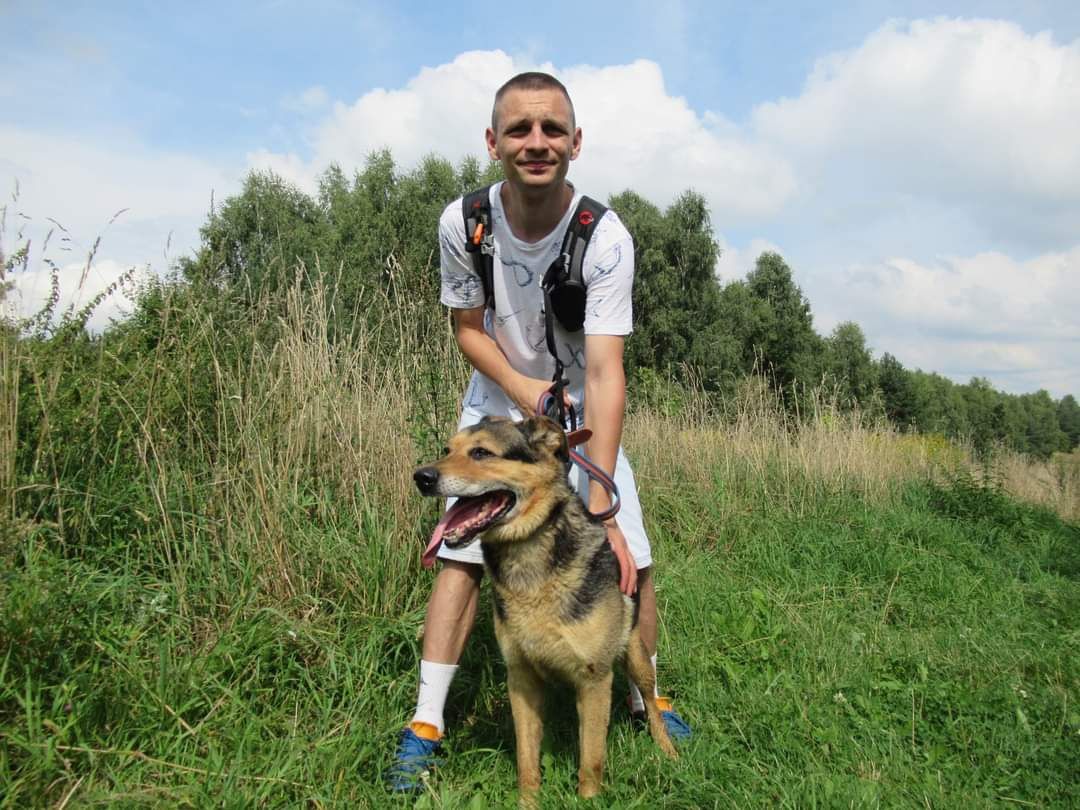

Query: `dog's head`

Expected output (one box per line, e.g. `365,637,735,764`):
414,416,571,545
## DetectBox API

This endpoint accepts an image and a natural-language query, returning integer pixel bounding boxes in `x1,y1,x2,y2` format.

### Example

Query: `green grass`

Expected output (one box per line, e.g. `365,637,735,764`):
2,472,1077,808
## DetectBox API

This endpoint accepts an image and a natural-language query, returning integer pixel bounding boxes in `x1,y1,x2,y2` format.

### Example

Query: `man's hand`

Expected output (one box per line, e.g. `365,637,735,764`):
605,520,638,595
508,374,572,418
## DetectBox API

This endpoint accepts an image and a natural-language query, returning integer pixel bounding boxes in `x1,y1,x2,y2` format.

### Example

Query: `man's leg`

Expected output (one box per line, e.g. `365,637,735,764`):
636,567,657,656
388,560,483,792
412,560,484,731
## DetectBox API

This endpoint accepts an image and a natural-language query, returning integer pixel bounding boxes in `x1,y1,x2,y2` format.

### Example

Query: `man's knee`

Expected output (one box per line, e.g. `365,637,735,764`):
637,566,653,590
432,560,484,599
439,559,483,581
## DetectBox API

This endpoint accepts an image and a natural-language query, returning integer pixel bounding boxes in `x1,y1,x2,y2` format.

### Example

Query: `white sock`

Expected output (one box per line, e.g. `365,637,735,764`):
411,660,458,734
629,654,660,712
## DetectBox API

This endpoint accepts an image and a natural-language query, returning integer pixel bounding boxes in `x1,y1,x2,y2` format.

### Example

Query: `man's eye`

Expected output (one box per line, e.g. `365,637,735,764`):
469,447,494,460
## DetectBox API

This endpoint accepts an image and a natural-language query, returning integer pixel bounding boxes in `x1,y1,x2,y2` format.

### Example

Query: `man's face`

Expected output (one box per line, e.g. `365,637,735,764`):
486,87,582,193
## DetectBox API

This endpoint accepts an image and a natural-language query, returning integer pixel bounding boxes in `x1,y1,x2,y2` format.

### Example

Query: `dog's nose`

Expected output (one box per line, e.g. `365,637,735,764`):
413,466,439,494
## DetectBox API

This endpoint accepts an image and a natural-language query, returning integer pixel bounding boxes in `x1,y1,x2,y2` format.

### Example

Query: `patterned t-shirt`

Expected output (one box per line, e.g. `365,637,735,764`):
438,182,634,416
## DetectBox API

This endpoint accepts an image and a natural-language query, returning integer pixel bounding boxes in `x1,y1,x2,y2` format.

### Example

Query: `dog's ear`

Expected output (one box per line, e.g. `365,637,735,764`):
518,416,569,462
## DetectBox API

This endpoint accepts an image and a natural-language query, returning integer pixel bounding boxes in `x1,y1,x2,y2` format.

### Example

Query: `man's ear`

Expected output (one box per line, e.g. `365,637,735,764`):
485,127,499,160
518,416,568,461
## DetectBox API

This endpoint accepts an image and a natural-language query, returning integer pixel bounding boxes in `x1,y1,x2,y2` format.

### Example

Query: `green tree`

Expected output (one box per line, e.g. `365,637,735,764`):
1020,390,1069,458
1056,394,1080,450
822,321,876,406
910,370,969,438
612,190,733,389
743,252,822,396
183,170,330,293
876,352,916,428
961,377,1001,456
990,395,1027,453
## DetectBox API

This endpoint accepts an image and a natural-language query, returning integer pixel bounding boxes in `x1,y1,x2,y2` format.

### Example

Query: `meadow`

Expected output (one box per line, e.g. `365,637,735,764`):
1,265,1078,808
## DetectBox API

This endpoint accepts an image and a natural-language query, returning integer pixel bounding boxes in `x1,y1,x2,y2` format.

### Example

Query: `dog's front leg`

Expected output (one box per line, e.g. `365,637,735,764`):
507,661,545,808
575,670,613,798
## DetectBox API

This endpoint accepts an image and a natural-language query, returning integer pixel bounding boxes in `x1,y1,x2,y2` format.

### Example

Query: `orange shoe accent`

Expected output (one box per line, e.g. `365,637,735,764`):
655,696,674,712
408,721,442,741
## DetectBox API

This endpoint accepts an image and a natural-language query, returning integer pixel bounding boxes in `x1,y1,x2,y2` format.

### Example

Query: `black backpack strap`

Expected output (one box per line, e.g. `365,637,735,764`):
560,195,608,295
542,195,608,347
462,186,495,309
541,195,608,420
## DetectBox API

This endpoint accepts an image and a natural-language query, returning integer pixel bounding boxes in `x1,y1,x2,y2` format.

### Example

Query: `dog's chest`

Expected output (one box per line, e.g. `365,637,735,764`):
493,581,630,682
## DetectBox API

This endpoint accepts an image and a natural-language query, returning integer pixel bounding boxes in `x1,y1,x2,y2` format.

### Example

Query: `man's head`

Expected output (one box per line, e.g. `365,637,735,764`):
490,72,575,132
486,72,582,194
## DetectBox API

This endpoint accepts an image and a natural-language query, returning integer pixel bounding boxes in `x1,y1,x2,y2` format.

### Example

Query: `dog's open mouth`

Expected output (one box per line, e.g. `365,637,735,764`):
436,490,516,548
436,492,516,548
420,489,517,568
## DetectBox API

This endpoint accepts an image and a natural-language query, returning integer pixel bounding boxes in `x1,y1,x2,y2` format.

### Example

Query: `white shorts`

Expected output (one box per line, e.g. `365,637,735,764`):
435,406,653,569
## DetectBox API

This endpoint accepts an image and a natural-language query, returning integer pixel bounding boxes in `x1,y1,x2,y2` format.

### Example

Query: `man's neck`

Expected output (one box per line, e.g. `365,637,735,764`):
499,182,574,243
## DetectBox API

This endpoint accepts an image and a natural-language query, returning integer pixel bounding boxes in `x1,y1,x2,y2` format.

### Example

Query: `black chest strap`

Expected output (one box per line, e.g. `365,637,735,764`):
462,185,495,309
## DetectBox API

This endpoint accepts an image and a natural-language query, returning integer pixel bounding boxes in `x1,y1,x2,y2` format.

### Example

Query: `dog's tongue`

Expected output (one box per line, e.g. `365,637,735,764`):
421,522,447,569
421,493,510,569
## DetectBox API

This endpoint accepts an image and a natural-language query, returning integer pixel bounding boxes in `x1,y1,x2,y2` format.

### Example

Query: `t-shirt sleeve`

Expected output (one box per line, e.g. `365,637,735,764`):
439,200,485,309
582,212,634,336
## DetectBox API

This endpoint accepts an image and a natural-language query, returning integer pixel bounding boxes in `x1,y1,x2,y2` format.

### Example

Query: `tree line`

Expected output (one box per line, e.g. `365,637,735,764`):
168,151,1078,459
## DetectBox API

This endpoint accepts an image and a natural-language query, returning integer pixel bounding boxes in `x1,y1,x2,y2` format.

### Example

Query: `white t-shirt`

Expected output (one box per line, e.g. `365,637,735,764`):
438,182,634,416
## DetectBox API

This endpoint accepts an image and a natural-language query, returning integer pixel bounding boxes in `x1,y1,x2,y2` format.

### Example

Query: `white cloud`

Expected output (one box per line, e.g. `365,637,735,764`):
752,18,1080,243
1,124,236,269
248,50,796,222
563,60,795,220
821,247,1080,396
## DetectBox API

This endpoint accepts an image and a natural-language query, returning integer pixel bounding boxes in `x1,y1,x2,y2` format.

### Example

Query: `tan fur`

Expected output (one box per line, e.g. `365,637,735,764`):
415,416,677,806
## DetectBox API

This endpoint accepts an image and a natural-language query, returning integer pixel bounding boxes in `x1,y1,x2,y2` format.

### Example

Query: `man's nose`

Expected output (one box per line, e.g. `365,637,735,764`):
524,122,546,151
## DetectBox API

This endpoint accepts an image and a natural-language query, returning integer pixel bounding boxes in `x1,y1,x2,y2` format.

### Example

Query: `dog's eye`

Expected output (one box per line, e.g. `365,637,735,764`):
441,447,450,456
469,446,495,460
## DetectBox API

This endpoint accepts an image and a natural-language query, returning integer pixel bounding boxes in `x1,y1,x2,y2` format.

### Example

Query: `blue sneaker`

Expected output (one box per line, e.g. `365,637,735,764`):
629,697,692,742
386,722,443,792
656,697,692,741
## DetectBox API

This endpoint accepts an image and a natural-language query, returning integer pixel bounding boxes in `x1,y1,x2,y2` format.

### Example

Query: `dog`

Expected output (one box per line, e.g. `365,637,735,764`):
413,415,677,805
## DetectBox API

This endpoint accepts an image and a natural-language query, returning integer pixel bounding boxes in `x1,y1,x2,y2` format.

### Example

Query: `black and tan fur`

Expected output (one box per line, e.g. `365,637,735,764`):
413,415,677,805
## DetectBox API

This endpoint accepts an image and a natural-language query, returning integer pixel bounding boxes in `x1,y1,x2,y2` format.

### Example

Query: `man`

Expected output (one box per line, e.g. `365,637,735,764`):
389,71,690,791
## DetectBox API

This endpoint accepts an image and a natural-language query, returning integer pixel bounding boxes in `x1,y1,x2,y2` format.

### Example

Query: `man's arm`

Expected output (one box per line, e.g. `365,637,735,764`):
584,333,637,595
452,307,568,416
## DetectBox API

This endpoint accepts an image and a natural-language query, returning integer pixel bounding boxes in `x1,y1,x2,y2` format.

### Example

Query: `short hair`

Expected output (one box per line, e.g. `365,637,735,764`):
491,72,576,132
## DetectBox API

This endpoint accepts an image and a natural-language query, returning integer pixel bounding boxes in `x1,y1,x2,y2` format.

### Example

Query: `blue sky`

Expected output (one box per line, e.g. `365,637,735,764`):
3,1,1079,396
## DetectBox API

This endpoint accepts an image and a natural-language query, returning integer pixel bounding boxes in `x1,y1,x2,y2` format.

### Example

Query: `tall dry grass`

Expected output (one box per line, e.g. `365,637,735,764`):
139,260,472,614
996,449,1080,522
626,375,1078,523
